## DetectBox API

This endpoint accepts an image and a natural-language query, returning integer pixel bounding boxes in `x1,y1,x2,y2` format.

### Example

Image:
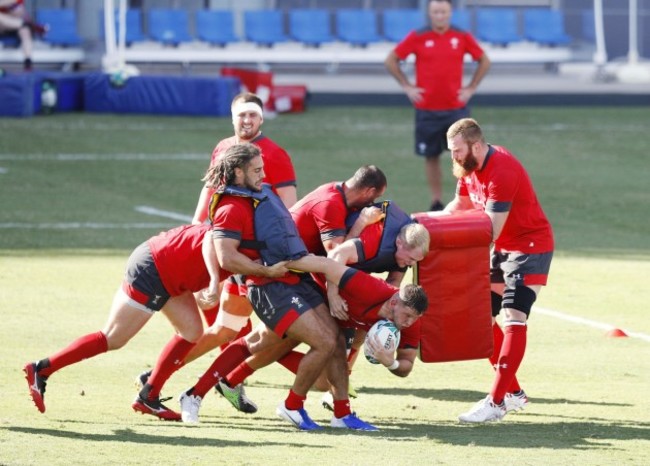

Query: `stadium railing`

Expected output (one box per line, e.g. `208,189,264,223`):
99,9,146,46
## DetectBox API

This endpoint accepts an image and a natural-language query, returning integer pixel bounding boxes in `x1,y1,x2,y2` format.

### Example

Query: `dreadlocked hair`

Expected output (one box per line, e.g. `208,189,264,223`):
202,143,261,189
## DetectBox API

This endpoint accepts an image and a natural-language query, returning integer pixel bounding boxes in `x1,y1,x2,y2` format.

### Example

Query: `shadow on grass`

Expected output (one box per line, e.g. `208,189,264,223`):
373,418,650,449
3,425,326,449
5,415,649,451
252,382,632,407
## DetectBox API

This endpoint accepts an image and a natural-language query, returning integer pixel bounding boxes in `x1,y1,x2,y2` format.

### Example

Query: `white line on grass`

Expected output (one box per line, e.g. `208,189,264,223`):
535,306,650,342
134,206,193,223
0,222,173,229
0,153,206,161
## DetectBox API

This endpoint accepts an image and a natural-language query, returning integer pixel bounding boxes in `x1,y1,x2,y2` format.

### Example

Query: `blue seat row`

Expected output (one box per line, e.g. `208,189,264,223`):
27,7,573,50
463,7,572,46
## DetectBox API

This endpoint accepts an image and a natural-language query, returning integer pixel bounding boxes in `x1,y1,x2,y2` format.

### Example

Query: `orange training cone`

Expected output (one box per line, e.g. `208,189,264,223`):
605,328,628,338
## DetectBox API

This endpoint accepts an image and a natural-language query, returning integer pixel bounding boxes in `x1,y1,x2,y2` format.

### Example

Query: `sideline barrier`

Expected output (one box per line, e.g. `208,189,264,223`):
0,71,86,117
83,73,240,116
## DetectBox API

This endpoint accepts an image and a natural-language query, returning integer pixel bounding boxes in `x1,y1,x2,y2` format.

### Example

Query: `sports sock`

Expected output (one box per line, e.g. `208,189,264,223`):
333,399,352,419
490,323,527,405
38,331,108,377
145,335,194,399
193,336,251,398
284,389,306,411
277,350,304,375
225,361,255,387
490,323,522,393
347,347,358,364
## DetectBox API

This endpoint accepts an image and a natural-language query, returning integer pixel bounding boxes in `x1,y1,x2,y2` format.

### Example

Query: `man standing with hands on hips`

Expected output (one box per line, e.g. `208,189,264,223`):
385,0,490,211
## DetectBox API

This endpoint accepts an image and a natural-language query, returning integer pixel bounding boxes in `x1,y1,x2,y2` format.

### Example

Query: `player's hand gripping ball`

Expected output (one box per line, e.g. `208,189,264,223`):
364,319,400,364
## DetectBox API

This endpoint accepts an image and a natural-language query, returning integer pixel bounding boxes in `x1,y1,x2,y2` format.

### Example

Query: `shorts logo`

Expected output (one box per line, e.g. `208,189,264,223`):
291,296,303,309
418,142,427,154
152,295,161,305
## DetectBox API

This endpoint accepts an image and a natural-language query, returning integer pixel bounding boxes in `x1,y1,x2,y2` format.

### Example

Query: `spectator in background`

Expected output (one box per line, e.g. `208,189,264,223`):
0,0,47,71
384,0,490,211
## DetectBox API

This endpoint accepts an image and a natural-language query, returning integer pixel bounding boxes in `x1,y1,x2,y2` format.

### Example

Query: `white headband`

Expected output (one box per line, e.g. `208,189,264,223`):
232,101,263,119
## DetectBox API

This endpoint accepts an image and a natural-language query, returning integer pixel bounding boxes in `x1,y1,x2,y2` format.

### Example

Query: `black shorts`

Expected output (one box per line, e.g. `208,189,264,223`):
122,242,170,312
247,278,325,338
415,107,470,157
490,250,553,291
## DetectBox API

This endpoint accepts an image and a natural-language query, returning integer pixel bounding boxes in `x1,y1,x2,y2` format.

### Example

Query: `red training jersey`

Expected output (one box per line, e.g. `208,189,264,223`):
457,145,554,253
147,223,212,296
209,134,296,192
338,270,420,350
290,182,350,256
394,27,484,111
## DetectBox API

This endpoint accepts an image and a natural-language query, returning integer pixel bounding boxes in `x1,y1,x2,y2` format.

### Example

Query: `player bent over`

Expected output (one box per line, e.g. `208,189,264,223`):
22,222,287,420
178,143,377,431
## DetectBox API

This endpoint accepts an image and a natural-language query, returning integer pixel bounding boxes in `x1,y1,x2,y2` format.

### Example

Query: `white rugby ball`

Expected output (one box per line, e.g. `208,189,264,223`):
364,319,400,364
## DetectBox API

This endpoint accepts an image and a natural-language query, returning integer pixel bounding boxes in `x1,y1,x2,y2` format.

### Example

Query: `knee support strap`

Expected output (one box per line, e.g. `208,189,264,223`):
502,286,537,316
215,310,250,332
491,291,503,317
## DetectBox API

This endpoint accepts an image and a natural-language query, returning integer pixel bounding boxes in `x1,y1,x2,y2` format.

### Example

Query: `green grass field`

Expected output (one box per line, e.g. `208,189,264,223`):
1,107,649,465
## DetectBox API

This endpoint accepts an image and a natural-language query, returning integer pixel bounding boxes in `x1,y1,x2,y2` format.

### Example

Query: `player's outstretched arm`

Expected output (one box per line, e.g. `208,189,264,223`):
214,237,289,278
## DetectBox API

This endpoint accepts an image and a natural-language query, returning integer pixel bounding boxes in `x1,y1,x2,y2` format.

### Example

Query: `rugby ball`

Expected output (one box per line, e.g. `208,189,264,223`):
364,319,400,364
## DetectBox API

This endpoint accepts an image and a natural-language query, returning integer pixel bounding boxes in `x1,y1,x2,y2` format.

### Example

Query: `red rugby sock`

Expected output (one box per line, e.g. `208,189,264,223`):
490,323,522,393
284,389,306,411
278,350,304,375
146,334,194,399
333,399,352,419
39,331,108,377
225,361,255,387
490,324,527,404
193,336,251,398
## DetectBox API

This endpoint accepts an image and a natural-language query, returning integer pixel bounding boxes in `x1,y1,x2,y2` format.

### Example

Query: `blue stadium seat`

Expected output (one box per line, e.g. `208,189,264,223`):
148,8,193,46
288,9,334,47
244,10,288,47
196,10,238,46
582,10,595,43
36,9,82,47
451,9,471,31
476,8,522,46
336,9,381,46
99,9,145,45
382,9,425,43
523,9,571,46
